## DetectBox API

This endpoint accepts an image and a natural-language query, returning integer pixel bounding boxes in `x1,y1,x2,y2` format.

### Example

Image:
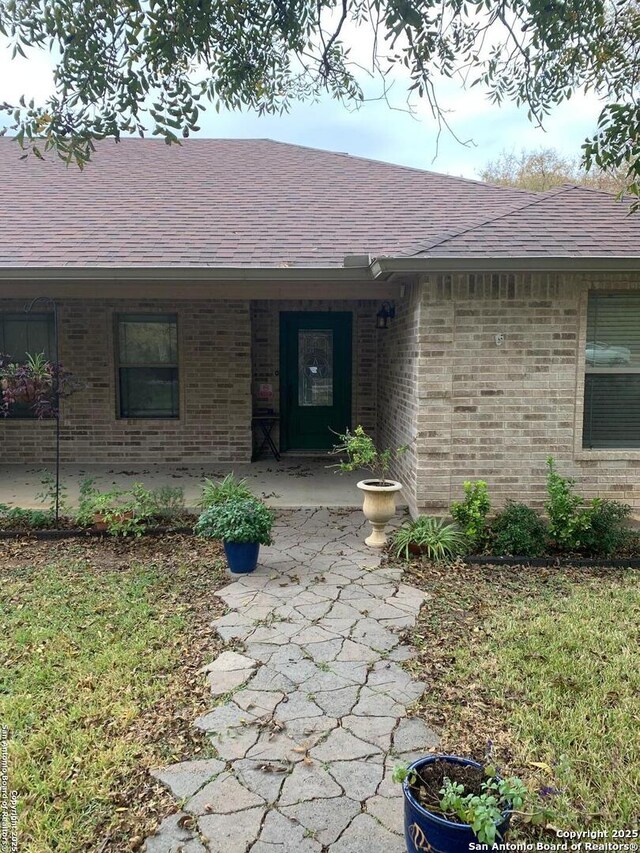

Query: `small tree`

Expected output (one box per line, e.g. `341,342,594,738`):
331,425,408,485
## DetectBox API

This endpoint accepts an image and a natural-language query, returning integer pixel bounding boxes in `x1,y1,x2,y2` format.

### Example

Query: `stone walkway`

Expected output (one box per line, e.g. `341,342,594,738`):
143,509,439,853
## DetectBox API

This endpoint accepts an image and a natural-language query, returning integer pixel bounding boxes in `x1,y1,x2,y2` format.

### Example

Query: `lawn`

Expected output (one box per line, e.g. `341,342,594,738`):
1,535,228,853
402,559,640,834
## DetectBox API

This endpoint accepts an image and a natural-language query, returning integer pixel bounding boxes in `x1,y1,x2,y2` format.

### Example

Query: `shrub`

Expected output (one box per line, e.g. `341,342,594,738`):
545,457,591,551
143,485,185,518
75,482,154,536
0,504,54,529
490,502,547,557
331,425,408,485
545,458,632,556
194,497,274,544
199,473,253,509
393,516,466,562
580,498,632,557
450,481,491,551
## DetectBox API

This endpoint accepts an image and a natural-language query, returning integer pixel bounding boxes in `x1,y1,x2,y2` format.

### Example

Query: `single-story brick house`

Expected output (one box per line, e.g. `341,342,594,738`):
1,137,639,515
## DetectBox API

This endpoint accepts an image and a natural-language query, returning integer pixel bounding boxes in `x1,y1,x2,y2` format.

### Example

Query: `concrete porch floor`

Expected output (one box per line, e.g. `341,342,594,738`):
0,457,402,511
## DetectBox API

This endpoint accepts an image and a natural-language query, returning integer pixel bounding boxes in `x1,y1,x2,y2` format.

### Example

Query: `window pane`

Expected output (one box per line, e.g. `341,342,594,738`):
1,314,53,361
298,329,333,407
0,314,54,420
584,374,640,448
118,315,177,365
586,294,640,368
119,367,179,418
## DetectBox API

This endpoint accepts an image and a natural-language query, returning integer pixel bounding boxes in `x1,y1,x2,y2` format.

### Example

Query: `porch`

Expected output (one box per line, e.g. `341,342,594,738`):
0,457,392,511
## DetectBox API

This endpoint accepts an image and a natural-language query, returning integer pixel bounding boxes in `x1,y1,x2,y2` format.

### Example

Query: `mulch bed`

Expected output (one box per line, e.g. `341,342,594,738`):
2,534,234,852
0,513,198,540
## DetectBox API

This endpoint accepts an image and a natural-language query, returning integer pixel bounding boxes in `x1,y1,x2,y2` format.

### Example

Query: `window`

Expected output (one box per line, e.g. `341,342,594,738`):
583,293,640,448
116,314,179,418
0,313,55,419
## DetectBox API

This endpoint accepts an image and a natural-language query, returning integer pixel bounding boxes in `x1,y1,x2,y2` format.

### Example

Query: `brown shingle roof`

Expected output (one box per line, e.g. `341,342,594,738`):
409,185,640,258
0,137,535,269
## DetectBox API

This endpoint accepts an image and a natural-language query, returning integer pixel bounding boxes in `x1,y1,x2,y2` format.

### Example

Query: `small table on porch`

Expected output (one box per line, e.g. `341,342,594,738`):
251,413,281,461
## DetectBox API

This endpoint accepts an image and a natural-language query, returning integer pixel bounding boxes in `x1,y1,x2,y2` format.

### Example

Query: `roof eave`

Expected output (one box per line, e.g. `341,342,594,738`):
370,256,640,278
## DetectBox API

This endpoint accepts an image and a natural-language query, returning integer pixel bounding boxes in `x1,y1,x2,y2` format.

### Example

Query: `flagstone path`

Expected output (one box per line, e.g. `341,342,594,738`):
143,508,439,853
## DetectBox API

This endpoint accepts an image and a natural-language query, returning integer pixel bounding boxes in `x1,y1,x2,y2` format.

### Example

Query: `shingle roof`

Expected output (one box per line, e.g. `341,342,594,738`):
409,185,640,258
0,137,535,269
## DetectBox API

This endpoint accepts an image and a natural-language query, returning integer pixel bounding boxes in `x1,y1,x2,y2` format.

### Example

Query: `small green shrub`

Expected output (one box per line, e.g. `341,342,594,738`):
393,516,466,562
580,498,632,557
199,473,253,509
545,457,591,550
76,481,186,535
195,497,274,544
490,502,547,557
143,485,185,517
0,504,54,529
545,458,632,556
450,481,491,551
331,425,408,484
75,482,153,536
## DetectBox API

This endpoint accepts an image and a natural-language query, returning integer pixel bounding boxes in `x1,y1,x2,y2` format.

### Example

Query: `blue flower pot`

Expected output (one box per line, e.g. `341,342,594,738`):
223,541,260,574
403,755,511,853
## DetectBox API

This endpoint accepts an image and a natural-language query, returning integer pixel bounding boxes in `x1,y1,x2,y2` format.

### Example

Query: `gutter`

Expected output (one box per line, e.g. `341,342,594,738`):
370,256,640,278
0,266,375,283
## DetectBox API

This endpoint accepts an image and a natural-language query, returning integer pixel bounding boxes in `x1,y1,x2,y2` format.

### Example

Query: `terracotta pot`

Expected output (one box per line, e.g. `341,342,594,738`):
92,510,134,532
356,479,403,548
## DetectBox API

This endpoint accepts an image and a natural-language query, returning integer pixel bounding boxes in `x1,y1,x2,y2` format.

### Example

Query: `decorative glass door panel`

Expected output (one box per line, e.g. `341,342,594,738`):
280,313,352,450
298,330,333,407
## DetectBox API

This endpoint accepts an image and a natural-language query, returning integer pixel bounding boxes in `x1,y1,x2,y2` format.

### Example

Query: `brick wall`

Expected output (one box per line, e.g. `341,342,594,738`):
0,298,252,464
376,283,421,515
250,299,378,449
414,272,640,512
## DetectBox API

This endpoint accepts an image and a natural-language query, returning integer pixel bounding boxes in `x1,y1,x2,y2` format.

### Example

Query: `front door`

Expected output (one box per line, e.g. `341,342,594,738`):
280,312,352,451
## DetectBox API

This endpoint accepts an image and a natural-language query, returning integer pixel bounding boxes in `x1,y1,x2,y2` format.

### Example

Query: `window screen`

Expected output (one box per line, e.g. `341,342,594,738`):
116,314,179,418
583,293,640,448
0,313,55,419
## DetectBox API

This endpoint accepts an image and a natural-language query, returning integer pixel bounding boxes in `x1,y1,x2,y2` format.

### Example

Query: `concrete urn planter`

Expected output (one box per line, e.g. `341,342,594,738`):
357,479,403,548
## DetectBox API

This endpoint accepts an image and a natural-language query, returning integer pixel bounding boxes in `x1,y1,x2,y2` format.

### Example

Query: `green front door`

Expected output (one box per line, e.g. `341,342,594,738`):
280,312,352,451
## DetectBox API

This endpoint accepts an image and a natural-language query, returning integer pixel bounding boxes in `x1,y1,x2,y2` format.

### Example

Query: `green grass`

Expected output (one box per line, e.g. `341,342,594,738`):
403,562,640,834
1,542,226,852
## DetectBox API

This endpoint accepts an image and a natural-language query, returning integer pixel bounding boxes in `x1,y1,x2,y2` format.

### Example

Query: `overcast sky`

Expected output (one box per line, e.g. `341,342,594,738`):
0,39,605,178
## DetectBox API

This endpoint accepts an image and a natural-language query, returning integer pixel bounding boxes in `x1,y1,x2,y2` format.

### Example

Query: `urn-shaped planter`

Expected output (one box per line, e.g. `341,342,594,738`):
357,479,403,548
402,755,512,853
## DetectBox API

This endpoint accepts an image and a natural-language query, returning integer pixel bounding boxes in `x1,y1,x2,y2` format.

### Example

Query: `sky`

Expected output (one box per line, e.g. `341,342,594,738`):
0,36,605,179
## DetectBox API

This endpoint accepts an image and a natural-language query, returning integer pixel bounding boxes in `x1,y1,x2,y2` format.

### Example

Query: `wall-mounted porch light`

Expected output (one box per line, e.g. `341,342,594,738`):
376,301,396,330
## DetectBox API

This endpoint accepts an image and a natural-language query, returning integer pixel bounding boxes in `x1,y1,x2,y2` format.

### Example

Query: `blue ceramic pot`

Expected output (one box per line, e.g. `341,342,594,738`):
403,755,511,853
223,541,260,574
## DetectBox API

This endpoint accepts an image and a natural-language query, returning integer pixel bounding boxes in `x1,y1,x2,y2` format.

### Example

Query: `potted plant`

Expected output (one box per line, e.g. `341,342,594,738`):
394,755,526,853
331,425,407,547
393,516,466,561
194,496,274,573
75,480,155,536
0,351,79,418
